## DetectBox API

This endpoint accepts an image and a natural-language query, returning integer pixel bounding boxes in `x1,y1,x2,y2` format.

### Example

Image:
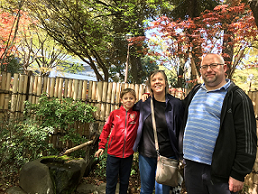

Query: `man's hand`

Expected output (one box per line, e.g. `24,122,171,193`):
228,176,244,192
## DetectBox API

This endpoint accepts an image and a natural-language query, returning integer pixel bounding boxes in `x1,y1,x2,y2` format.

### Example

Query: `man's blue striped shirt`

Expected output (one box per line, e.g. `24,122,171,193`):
183,80,230,165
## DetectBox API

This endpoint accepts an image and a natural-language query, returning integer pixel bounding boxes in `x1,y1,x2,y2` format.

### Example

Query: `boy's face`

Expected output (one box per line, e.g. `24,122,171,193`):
120,92,136,111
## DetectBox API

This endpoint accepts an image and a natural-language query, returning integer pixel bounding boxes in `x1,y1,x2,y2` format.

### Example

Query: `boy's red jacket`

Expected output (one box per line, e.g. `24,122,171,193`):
98,105,139,158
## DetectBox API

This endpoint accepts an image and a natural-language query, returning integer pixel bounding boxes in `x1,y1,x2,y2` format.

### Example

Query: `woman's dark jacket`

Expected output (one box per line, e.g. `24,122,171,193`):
179,82,257,183
133,94,184,159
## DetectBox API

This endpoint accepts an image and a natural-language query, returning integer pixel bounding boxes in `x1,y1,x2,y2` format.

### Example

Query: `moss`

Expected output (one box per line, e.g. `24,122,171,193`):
40,155,73,161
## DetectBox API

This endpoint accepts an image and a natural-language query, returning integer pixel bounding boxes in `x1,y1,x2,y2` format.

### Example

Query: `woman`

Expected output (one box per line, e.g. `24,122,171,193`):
133,70,184,194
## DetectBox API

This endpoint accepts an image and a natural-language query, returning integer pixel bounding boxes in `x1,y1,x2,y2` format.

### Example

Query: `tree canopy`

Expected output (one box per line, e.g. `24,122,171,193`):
130,2,258,87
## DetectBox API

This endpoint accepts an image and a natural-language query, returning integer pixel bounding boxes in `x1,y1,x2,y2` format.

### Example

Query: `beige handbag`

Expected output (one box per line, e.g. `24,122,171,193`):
151,97,181,187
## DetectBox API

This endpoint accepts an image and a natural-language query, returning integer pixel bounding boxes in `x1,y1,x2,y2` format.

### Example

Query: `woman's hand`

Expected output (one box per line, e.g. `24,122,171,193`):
94,149,104,157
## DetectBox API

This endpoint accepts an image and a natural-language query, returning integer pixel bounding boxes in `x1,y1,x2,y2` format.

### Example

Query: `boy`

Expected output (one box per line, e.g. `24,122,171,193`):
95,88,139,194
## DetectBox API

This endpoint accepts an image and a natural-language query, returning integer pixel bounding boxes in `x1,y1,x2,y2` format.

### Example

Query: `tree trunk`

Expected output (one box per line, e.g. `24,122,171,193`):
249,0,258,27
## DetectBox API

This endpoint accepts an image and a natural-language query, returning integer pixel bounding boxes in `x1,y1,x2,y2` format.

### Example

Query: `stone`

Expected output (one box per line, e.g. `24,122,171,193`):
41,157,86,194
76,182,120,194
19,158,54,194
76,183,98,194
6,186,27,194
18,157,88,194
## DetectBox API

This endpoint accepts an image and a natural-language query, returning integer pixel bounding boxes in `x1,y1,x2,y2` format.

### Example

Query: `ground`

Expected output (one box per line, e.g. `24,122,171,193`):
0,171,19,194
82,171,141,194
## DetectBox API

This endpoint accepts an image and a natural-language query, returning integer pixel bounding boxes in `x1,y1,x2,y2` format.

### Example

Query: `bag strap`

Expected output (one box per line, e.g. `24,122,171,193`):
151,97,160,155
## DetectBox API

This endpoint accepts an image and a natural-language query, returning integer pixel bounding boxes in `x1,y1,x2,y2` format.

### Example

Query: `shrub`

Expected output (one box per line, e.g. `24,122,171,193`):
0,95,96,183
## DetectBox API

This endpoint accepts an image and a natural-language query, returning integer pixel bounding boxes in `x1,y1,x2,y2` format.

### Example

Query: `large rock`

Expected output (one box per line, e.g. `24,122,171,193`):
42,158,85,194
18,157,87,194
19,158,54,194
6,186,27,194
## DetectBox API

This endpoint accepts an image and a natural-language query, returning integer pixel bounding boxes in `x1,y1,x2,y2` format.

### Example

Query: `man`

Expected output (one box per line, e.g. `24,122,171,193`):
180,53,257,194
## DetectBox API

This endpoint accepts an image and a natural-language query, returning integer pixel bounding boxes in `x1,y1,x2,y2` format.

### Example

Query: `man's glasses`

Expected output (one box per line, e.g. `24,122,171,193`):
200,63,224,70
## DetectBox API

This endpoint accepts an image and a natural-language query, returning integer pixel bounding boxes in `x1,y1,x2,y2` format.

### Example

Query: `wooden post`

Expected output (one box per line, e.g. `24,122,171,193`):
10,74,19,120
67,79,73,98
64,79,68,98
82,80,88,102
100,82,108,121
115,83,121,110
54,77,59,98
49,78,55,98
73,79,78,100
28,75,34,103
77,80,83,101
36,76,42,104
31,76,38,104
111,82,117,112
4,73,11,110
105,82,113,120
58,78,64,99
20,75,28,112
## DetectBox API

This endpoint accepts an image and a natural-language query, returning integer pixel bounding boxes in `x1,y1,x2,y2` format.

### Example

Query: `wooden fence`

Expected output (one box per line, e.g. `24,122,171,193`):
0,72,185,149
248,90,258,119
1,72,258,192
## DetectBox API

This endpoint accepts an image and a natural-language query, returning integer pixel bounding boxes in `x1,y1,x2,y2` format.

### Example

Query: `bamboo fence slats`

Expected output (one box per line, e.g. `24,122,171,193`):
67,79,73,98
115,83,121,110
82,80,88,102
58,78,64,99
32,76,38,104
42,76,48,94
3,72,257,150
36,76,42,104
100,82,108,121
88,81,93,104
28,76,34,103
0,73,7,111
249,91,258,119
4,73,11,110
110,82,117,112
64,79,69,98
10,74,19,119
20,75,28,112
105,82,113,121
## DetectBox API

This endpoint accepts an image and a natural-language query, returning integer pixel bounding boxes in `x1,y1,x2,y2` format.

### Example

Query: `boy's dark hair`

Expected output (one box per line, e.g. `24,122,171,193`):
120,88,136,99
146,70,169,94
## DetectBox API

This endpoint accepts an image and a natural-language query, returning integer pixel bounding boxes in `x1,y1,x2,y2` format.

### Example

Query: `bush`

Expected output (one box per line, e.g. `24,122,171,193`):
24,95,97,154
0,118,55,182
0,95,96,183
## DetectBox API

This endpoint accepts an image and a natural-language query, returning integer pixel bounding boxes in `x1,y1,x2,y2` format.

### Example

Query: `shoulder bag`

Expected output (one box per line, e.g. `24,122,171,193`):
151,97,182,187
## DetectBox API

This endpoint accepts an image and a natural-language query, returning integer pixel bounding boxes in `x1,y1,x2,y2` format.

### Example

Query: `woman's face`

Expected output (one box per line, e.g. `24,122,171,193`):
150,72,166,94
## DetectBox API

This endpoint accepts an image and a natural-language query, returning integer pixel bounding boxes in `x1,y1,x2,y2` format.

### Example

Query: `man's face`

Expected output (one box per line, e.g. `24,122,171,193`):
200,54,227,90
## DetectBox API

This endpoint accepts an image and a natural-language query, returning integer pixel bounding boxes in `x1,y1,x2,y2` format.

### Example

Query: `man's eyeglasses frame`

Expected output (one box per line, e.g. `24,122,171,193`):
200,63,224,70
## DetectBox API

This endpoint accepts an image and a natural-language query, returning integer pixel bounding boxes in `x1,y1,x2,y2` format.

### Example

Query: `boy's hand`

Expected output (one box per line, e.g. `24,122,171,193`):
141,93,150,102
94,149,104,157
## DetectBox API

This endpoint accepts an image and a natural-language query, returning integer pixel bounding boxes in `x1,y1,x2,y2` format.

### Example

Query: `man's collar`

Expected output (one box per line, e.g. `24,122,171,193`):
201,79,230,92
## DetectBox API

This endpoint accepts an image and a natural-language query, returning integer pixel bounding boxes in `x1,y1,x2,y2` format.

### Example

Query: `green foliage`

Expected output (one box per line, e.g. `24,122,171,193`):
0,55,22,75
0,118,56,181
131,153,139,176
94,149,108,178
232,68,258,91
93,148,139,180
24,95,97,156
239,184,250,194
0,95,97,183
24,95,96,130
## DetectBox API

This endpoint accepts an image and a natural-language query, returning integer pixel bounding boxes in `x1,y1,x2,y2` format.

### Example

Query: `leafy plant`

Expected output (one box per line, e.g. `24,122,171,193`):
0,118,56,182
24,95,97,156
